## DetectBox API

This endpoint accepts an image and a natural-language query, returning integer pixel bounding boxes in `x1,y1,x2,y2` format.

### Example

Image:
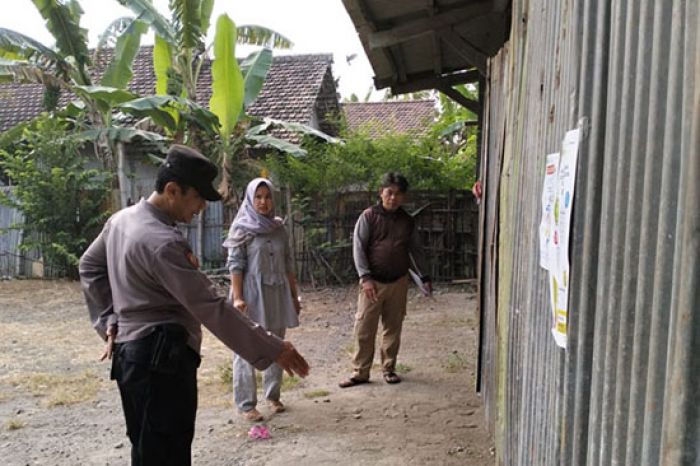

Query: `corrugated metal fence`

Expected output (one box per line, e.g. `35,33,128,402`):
0,186,24,277
0,187,82,279
478,0,699,465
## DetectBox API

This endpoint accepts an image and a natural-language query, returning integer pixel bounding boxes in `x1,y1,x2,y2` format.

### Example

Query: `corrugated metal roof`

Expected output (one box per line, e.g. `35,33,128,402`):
341,0,508,93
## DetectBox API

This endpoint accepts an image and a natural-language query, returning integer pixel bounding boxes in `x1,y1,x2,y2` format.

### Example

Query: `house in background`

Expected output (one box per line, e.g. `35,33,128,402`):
0,47,341,201
0,48,341,275
342,100,435,138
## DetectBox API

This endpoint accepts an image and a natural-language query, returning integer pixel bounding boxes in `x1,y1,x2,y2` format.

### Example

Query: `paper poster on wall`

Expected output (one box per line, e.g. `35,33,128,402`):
539,152,560,271
555,128,581,275
549,268,569,348
545,127,581,349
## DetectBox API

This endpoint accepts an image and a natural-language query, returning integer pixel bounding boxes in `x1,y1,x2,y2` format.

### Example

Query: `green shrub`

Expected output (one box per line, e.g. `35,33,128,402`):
264,123,476,196
0,116,110,278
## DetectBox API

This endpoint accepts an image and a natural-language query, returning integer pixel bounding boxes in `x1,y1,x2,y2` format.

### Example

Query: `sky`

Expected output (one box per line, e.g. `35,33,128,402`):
0,0,380,101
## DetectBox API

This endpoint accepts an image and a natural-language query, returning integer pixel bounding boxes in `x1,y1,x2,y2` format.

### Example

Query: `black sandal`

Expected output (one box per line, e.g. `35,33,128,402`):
383,372,401,384
338,377,369,388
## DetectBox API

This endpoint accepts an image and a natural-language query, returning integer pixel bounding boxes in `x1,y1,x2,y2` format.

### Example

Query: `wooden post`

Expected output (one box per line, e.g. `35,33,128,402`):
285,185,297,276
116,142,130,210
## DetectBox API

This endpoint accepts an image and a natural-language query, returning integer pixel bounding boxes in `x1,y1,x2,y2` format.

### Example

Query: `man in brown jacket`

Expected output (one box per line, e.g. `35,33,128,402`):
339,172,432,388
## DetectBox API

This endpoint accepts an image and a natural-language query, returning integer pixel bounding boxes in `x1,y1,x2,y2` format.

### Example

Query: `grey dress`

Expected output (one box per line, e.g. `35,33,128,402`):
227,226,299,330
227,226,299,411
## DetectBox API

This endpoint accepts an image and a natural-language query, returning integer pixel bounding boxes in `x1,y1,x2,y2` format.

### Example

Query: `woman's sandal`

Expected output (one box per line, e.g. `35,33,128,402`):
241,408,264,422
383,372,401,384
269,400,286,413
338,376,369,388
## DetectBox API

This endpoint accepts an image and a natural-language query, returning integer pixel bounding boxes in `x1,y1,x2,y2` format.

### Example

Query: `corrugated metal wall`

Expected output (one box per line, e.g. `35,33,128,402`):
0,187,24,277
479,0,699,464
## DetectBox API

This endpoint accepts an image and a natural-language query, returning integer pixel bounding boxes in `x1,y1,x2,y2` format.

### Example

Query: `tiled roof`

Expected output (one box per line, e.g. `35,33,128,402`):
342,100,436,138
0,47,338,137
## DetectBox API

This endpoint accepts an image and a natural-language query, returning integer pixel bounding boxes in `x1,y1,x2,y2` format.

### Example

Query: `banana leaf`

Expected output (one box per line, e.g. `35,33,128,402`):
0,57,66,87
117,0,176,43
170,0,204,49
199,0,215,37
96,17,134,52
76,127,166,144
209,14,244,139
31,0,91,84
119,95,219,134
153,35,173,96
237,25,293,49
0,27,59,62
73,85,137,105
261,117,342,144
101,19,149,89
246,134,306,157
241,48,272,108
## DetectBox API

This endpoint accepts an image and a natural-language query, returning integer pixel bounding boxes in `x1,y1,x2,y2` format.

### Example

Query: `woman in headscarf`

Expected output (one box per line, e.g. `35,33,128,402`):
223,178,301,422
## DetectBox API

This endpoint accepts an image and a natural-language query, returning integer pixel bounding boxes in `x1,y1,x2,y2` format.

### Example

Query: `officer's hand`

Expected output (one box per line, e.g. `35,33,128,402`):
276,341,310,378
233,298,247,314
424,281,434,297
293,296,302,315
362,279,378,303
100,334,115,361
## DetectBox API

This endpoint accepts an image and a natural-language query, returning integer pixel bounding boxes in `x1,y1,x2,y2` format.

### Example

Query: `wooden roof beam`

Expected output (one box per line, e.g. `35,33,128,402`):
437,84,481,115
426,0,443,76
377,68,480,92
368,1,493,49
492,0,510,13
389,45,408,83
345,0,402,86
438,28,488,75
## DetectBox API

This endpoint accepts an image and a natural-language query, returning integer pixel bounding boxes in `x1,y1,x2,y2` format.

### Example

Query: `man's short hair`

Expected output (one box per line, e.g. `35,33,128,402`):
380,172,409,193
155,165,192,195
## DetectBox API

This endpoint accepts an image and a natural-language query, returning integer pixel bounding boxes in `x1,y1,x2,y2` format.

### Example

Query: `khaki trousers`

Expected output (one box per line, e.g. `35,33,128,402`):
351,275,409,380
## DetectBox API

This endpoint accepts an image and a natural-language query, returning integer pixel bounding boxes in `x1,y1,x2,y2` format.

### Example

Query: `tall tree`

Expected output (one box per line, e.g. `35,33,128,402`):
117,0,337,206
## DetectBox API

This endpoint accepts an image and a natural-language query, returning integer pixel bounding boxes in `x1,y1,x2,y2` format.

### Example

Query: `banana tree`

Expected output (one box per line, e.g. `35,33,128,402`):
0,0,159,209
207,14,342,205
114,2,339,208
117,0,292,143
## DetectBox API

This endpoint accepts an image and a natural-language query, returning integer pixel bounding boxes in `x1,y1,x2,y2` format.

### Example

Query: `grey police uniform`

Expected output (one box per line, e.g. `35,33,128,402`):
80,198,283,365
79,145,285,466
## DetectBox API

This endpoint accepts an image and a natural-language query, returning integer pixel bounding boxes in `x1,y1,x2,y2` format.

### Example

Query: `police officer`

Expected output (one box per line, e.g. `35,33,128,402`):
79,144,309,466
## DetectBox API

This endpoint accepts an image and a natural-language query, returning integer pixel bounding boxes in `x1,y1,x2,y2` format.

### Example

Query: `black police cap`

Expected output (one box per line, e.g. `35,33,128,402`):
164,145,222,201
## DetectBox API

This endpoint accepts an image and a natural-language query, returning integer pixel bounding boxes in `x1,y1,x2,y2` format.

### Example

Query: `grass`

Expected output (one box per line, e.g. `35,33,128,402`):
6,418,25,431
218,363,233,386
395,363,413,374
281,375,301,391
342,342,355,356
303,389,331,399
445,351,468,373
3,370,102,407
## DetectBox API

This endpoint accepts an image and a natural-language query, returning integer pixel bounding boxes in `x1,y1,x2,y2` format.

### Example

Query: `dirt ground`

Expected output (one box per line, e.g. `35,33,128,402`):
0,279,493,465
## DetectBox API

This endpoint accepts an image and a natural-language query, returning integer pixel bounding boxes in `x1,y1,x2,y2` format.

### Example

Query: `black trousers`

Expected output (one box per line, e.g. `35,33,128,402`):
111,325,201,466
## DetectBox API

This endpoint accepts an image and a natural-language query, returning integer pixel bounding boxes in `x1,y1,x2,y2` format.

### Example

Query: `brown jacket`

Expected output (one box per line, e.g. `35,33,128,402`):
352,203,429,283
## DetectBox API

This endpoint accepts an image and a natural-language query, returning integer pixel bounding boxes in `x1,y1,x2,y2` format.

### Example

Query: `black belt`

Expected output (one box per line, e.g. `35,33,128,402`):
112,324,200,379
